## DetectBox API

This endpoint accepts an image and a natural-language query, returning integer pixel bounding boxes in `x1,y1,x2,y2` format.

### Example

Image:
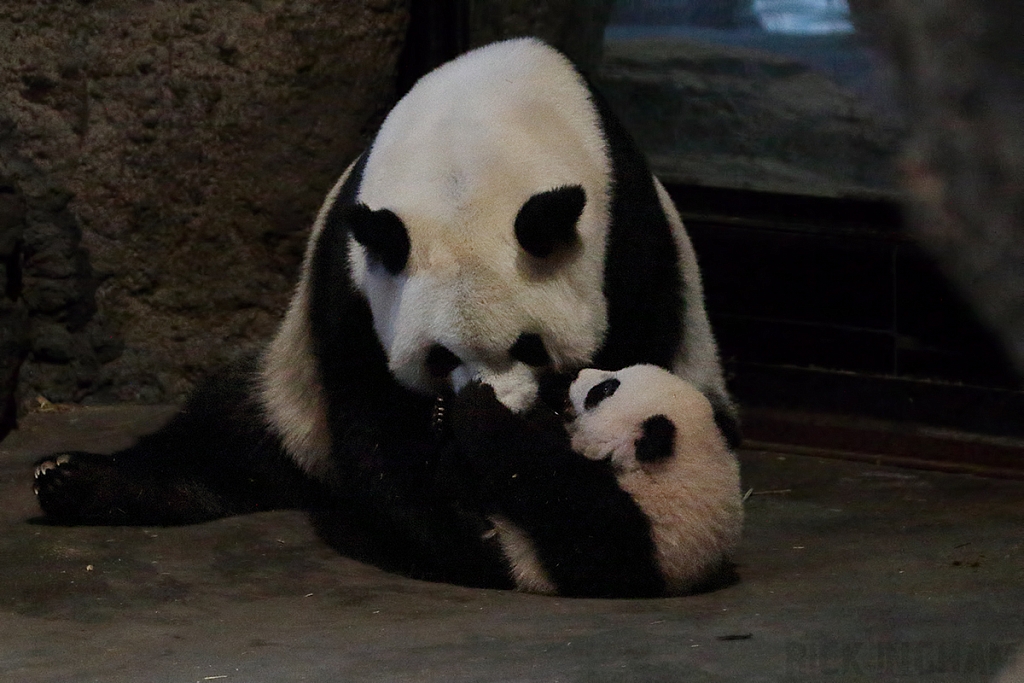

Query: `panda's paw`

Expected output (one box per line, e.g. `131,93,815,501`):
451,382,520,442
32,451,126,524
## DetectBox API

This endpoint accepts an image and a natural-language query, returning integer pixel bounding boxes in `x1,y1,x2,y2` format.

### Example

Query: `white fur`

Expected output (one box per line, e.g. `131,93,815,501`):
258,162,359,478
348,38,612,411
487,516,557,595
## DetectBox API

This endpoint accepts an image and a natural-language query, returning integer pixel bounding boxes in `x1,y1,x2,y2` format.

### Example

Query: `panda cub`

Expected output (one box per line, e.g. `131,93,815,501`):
568,365,743,594
447,365,743,597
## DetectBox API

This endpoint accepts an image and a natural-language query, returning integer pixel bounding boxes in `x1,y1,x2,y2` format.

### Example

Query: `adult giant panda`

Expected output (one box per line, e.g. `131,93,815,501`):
32,38,736,593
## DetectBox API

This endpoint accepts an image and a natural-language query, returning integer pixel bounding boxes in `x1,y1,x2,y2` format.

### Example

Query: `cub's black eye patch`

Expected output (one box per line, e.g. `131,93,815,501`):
514,185,585,259
509,333,550,367
425,344,461,379
584,378,620,410
635,415,676,463
345,203,410,275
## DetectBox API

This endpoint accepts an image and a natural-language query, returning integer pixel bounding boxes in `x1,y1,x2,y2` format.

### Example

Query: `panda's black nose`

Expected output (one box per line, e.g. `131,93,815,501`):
425,344,462,379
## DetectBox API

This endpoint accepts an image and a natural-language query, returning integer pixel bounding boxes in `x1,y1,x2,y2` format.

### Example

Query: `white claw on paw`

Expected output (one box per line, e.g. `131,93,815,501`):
33,483,39,496
55,454,71,466
35,461,56,478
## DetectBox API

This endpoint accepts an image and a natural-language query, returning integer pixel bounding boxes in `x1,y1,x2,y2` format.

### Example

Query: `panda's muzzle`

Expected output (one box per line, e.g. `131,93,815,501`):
425,335,565,416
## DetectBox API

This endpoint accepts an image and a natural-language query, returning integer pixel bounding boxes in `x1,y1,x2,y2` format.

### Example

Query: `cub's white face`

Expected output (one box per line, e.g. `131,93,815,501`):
568,364,718,470
346,38,613,412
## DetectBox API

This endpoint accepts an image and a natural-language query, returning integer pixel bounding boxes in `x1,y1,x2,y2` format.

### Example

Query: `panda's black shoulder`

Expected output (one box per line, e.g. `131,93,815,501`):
580,78,684,371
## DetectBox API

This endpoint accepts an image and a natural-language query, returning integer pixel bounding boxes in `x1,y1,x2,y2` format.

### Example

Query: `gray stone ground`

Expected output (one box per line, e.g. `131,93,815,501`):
1,406,1022,682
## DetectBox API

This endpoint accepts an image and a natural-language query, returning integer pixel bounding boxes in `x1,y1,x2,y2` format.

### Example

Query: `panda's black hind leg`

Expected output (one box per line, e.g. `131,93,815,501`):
33,451,226,525
30,358,325,526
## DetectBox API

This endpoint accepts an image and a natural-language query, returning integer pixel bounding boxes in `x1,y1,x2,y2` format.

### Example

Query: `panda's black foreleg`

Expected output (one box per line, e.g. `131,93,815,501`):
448,383,665,598
310,468,514,590
32,358,325,526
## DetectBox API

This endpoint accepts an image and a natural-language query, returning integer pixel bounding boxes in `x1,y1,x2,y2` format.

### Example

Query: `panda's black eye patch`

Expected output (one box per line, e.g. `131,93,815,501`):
345,203,410,275
509,333,550,367
425,344,461,379
584,378,620,410
514,185,585,259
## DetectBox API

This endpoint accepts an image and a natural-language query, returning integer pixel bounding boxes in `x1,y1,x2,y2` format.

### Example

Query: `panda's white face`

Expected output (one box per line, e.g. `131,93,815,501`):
347,192,608,412
345,38,613,412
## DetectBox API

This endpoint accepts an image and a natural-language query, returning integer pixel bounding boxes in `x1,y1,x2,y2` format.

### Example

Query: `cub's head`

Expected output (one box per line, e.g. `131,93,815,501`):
567,364,727,472
343,184,608,413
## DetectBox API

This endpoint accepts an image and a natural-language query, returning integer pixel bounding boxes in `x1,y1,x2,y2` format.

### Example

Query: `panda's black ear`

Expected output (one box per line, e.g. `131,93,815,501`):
514,185,585,259
343,203,410,275
635,415,676,463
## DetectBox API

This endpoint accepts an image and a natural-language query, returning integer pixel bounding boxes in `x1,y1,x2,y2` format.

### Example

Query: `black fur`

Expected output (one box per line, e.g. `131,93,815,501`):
586,84,683,373
584,79,741,445
634,414,676,463
346,204,410,275
426,344,462,378
508,333,550,367
514,186,585,258
712,400,743,451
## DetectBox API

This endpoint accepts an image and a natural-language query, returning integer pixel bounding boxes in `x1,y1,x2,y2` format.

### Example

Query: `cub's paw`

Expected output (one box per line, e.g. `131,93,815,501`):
33,451,127,524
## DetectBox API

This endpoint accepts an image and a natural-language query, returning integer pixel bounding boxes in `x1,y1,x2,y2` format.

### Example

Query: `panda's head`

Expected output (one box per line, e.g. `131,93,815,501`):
343,39,613,413
567,365,725,472
344,186,604,412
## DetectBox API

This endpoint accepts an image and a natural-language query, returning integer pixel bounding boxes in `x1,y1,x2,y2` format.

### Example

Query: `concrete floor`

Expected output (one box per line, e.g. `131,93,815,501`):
1,406,1022,683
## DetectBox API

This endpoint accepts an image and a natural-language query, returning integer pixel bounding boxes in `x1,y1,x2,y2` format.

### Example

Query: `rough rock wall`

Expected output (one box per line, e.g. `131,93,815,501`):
0,0,408,421
850,0,1024,371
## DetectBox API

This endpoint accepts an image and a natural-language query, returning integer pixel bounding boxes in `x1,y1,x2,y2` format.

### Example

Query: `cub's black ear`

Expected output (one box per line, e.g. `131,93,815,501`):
635,415,676,463
343,203,410,275
514,185,585,258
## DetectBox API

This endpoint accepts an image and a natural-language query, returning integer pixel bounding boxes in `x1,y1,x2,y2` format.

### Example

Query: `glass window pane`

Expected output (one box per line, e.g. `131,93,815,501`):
601,0,906,199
